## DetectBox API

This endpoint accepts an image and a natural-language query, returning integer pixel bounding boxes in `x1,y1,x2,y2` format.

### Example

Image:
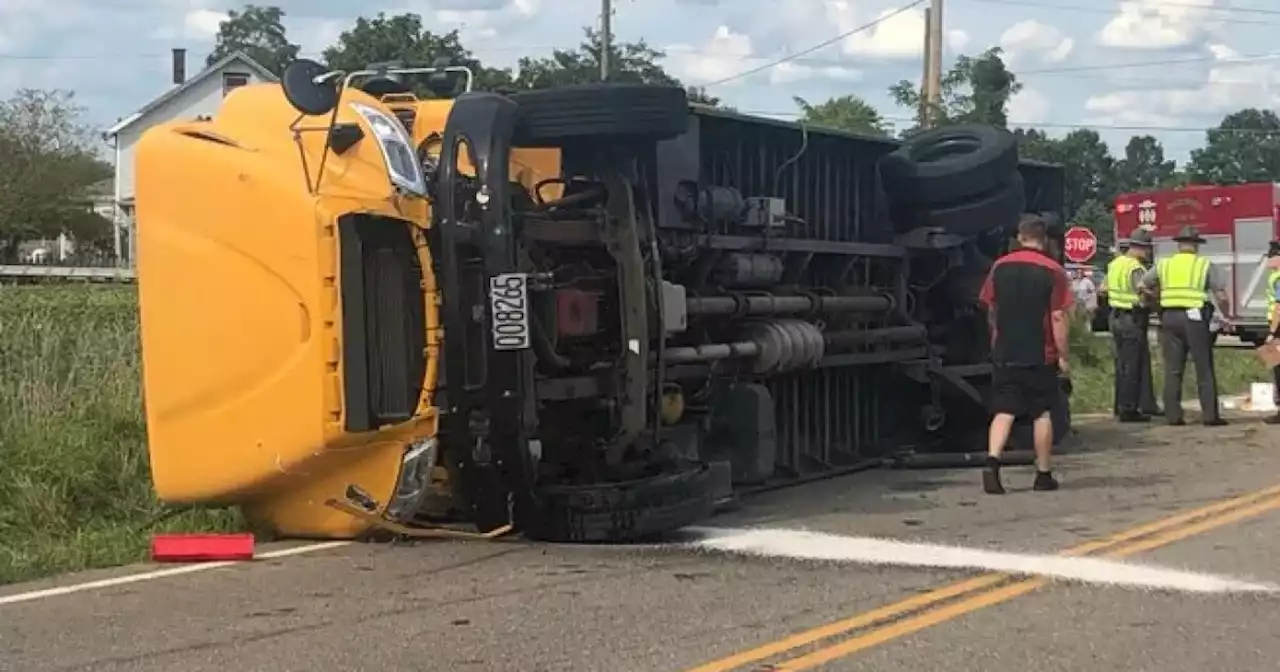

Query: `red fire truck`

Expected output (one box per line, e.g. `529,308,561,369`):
1113,183,1280,344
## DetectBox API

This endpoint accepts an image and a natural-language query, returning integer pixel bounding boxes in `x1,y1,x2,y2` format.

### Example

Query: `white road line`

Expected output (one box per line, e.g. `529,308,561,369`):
687,527,1277,594
0,541,352,607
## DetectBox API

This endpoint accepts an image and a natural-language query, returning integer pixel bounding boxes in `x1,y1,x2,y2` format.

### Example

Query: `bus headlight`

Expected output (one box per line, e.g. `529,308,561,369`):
349,101,427,197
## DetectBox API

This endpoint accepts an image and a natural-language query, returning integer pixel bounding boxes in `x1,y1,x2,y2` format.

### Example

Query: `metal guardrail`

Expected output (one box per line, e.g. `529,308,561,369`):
0,265,136,282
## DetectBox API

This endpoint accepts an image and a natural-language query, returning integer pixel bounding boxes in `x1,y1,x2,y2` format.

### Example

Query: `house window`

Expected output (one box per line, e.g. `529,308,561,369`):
222,72,250,96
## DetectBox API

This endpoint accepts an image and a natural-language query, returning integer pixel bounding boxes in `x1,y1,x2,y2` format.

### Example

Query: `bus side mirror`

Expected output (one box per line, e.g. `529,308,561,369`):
282,59,340,116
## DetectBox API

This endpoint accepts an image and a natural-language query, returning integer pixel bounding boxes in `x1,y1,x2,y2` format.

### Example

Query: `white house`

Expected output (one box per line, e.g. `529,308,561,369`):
103,49,278,267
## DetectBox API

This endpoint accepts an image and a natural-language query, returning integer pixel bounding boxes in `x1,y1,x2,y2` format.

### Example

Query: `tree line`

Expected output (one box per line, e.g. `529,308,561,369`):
0,91,113,263
4,3,1279,262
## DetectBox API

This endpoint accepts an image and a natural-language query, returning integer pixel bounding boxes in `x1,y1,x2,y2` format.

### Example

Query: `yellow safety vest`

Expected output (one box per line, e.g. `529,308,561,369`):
1266,269,1280,320
1105,255,1143,310
1156,252,1210,309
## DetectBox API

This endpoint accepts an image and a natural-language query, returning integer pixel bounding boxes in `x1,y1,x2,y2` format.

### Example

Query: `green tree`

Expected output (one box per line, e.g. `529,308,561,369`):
206,4,300,76
686,86,724,107
889,47,1020,133
1014,128,1117,219
0,89,112,261
1012,127,1057,161
1115,135,1176,192
322,14,514,94
792,94,889,136
1187,108,1280,185
509,27,725,106
513,28,677,88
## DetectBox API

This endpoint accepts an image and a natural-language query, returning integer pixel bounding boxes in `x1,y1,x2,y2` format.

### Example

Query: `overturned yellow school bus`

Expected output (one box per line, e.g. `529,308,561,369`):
134,63,554,538
137,59,1067,544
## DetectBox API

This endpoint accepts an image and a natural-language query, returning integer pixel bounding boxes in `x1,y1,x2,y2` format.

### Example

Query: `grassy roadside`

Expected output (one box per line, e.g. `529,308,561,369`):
0,285,241,585
1065,313,1268,415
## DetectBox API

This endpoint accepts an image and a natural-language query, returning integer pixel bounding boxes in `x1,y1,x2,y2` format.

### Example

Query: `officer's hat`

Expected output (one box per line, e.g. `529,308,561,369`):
1126,229,1154,248
1172,225,1206,244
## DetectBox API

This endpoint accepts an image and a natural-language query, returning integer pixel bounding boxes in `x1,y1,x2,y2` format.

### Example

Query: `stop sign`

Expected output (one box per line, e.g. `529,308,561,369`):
1063,227,1097,264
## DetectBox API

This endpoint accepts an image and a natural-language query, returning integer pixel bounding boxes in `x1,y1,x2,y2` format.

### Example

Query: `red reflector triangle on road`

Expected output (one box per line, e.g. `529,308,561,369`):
150,534,256,562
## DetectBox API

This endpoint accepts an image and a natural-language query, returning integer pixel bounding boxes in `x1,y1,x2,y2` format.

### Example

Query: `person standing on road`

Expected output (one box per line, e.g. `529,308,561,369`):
1139,225,1232,426
978,214,1072,495
1262,241,1280,424
1108,240,1161,418
1106,229,1157,422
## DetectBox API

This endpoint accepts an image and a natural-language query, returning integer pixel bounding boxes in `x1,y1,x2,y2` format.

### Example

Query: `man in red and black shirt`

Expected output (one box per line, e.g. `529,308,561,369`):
977,214,1073,495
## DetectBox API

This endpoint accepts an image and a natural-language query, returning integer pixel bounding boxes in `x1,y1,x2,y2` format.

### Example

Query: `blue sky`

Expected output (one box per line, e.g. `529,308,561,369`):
1,0,1277,163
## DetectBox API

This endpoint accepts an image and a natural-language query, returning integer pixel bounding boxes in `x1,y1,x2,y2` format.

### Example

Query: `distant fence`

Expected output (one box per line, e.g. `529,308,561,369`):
0,265,136,283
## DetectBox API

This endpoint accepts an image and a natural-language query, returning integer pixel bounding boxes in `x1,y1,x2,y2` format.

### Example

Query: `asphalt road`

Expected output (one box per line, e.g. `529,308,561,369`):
3,415,1280,672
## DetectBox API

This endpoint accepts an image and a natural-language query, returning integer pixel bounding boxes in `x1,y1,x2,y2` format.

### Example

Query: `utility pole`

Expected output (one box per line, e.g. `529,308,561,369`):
600,0,612,81
920,7,932,126
924,0,944,127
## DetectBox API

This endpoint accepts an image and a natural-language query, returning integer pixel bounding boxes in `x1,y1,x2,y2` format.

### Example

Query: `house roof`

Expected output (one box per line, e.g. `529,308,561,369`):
104,50,278,138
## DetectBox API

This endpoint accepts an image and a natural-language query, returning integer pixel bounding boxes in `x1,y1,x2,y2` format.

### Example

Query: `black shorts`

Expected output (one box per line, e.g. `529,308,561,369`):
991,364,1058,419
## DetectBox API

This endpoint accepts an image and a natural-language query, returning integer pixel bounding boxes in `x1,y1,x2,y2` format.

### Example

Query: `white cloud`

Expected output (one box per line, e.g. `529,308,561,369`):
293,18,346,52
1008,87,1050,124
1084,44,1280,122
666,26,755,86
744,1,966,62
184,9,227,38
841,8,969,60
1000,20,1073,66
768,61,861,86
434,0,540,40
1097,0,1224,50
665,25,859,87
511,0,541,16
148,8,227,43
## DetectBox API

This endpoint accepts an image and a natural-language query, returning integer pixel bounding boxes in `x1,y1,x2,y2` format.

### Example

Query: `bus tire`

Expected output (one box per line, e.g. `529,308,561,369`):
879,124,1020,206
894,172,1026,236
520,463,716,543
510,84,690,147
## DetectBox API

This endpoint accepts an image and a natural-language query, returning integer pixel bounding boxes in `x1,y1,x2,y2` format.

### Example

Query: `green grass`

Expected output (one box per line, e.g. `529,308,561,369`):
1065,313,1267,414
0,285,242,585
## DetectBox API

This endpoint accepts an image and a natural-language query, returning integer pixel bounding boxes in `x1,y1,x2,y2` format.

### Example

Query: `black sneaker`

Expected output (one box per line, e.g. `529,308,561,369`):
1033,471,1059,491
1118,411,1151,423
1264,414,1280,425
1167,418,1186,426
1202,418,1229,427
982,457,1005,495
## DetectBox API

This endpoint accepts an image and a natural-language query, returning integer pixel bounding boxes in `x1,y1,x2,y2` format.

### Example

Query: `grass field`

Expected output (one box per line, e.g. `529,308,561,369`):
1065,315,1266,414
0,285,241,585
0,285,1269,585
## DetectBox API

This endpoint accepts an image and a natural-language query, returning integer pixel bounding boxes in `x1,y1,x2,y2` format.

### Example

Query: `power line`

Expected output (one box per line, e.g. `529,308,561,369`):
1019,51,1280,75
695,0,927,88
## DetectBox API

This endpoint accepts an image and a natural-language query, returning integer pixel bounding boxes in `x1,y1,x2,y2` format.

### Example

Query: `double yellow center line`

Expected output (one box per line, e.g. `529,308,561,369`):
689,483,1280,672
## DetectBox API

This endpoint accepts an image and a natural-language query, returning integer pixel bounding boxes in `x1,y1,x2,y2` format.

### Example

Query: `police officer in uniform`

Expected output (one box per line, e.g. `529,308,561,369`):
1110,238,1161,418
1262,241,1280,424
1107,230,1156,421
1139,225,1232,426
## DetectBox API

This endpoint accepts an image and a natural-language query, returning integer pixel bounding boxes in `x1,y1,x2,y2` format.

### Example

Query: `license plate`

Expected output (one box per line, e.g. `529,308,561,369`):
489,272,531,350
